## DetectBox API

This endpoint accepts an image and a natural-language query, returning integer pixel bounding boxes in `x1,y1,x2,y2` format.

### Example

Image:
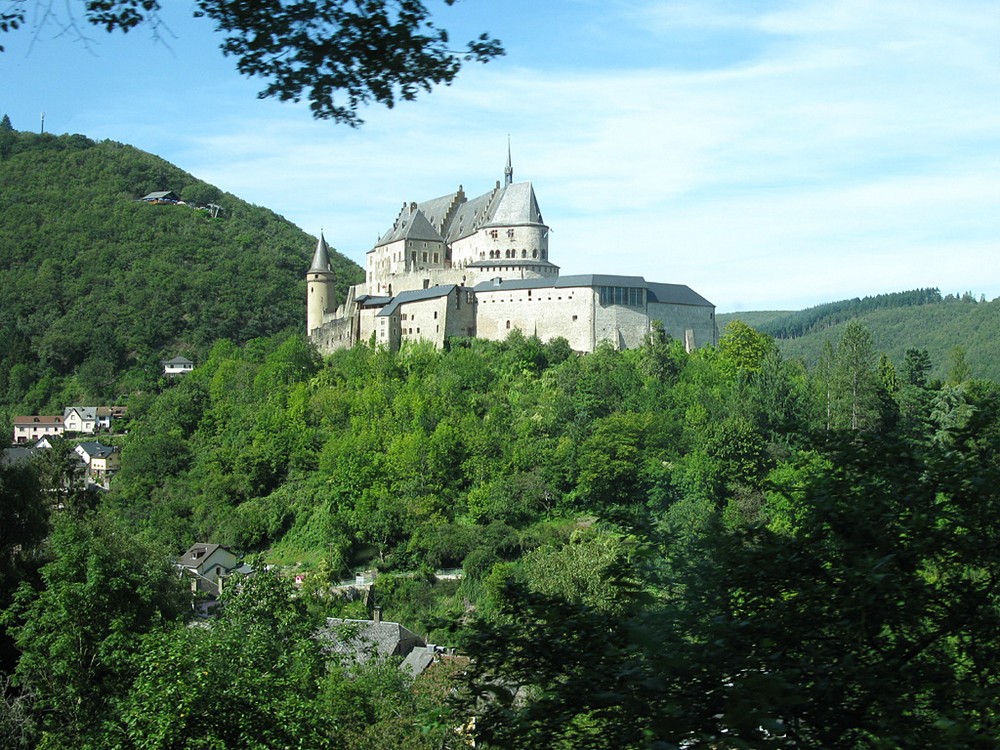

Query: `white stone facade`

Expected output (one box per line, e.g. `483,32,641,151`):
308,161,716,354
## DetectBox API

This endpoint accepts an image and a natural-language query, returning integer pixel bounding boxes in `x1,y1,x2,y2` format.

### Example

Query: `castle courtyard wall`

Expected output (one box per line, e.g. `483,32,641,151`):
648,302,717,350
474,286,595,351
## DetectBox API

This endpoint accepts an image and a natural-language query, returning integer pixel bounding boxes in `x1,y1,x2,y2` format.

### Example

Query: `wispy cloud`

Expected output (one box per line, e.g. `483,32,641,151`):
13,0,993,310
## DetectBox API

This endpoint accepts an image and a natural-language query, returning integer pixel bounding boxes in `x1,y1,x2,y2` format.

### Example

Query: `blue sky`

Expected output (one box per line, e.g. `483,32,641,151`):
2,0,998,311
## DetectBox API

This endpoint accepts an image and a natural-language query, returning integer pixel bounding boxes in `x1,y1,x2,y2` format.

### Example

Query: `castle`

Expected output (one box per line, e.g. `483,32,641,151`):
308,155,717,354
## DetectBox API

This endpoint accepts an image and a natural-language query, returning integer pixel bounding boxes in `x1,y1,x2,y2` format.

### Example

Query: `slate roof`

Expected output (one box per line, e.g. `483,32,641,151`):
472,275,714,307
1,447,38,467
163,356,194,366
64,406,97,421
76,441,116,460
320,617,426,664
309,232,335,274
646,282,714,308
486,181,544,227
355,295,393,308
178,543,230,569
376,206,445,246
400,645,437,677
376,285,458,318
140,191,180,201
374,179,546,249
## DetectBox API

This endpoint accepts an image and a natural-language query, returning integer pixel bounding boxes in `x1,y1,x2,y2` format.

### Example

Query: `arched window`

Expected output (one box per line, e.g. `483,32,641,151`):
506,320,511,330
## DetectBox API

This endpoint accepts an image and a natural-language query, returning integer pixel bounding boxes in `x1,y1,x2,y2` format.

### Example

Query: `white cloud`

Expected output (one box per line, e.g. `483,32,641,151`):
142,0,1000,310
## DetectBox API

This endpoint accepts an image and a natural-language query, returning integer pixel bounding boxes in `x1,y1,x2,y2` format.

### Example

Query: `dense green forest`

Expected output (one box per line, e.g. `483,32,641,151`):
1,121,998,749
0,124,362,421
721,288,1000,381
3,317,999,748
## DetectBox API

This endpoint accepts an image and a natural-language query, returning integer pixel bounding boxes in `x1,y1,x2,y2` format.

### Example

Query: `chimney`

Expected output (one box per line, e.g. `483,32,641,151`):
372,606,382,624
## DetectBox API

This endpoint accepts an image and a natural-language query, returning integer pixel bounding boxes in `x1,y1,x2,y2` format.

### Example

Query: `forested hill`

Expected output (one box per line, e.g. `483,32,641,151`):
720,289,1000,382
0,126,363,414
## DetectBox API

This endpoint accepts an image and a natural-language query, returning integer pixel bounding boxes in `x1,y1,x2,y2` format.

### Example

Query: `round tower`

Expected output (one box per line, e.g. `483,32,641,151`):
307,232,337,334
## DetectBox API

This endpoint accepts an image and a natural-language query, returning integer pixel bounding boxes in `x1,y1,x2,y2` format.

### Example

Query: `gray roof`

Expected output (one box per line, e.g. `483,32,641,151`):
355,294,393,308
376,285,458,317
646,282,714,307
64,406,97,421
178,543,231,569
473,275,714,307
1,447,38,467
163,356,194,366
320,618,425,664
77,441,116,460
486,181,544,227
400,645,436,677
309,232,335,274
375,177,547,250
376,206,445,247
141,191,179,201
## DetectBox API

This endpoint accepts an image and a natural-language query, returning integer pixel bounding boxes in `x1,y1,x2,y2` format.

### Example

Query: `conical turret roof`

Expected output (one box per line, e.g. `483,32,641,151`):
309,232,335,275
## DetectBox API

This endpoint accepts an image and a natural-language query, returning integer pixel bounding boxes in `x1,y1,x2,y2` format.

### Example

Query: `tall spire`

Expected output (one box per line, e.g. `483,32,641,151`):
504,136,513,186
309,231,333,273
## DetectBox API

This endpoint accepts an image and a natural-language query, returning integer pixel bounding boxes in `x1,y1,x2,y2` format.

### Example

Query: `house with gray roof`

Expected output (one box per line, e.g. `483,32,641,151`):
177,543,249,597
319,608,440,678
308,152,716,353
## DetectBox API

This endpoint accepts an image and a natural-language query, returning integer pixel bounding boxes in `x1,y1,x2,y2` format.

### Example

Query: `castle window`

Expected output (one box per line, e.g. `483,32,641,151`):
521,249,526,258
434,253,439,263
533,249,538,258
433,311,438,319
422,252,427,262
572,315,578,321
506,320,511,330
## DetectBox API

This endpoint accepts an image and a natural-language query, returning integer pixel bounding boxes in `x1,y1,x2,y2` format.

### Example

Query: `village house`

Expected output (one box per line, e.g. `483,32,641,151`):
320,607,440,677
12,415,64,444
162,356,195,376
176,543,248,597
74,441,121,488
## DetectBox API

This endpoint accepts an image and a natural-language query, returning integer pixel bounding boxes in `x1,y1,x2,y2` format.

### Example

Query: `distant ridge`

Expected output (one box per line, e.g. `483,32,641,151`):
720,289,1000,382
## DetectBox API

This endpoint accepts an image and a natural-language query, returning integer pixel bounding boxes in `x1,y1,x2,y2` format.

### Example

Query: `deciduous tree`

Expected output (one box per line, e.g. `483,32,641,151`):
2,1,503,125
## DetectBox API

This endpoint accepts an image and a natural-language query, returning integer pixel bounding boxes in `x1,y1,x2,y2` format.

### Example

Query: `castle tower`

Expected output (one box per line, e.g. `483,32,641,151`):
307,232,337,334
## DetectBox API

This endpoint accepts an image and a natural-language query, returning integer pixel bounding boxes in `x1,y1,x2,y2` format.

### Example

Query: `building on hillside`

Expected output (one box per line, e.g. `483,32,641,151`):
74,441,121,487
139,190,180,203
162,356,195,376
64,406,97,434
308,154,716,354
12,415,64,444
176,543,249,598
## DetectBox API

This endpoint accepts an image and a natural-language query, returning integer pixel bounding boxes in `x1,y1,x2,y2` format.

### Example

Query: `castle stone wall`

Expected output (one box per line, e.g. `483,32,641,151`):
648,303,717,350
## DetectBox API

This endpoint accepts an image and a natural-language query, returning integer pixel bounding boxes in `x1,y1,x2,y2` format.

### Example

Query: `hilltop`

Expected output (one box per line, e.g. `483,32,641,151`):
720,289,1000,382
0,126,363,414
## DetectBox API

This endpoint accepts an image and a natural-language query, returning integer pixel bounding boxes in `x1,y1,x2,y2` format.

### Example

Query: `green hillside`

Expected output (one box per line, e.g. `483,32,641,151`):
723,291,1000,382
0,127,362,414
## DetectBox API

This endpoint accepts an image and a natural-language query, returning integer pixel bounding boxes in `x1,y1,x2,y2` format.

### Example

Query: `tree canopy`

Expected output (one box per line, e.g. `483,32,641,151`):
0,0,504,125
